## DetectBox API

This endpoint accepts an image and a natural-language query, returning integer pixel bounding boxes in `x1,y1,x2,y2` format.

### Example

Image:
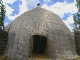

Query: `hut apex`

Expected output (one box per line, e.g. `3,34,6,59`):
5,7,78,60
37,3,40,6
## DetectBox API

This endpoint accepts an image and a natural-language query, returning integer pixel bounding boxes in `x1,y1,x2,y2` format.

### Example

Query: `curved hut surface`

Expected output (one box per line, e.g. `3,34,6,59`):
5,7,78,60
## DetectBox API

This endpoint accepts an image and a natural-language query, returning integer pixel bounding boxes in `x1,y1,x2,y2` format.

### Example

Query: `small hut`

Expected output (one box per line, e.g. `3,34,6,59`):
5,7,78,60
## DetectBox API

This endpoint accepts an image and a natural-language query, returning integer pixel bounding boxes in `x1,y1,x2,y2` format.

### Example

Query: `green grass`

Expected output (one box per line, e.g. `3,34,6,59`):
74,57,80,60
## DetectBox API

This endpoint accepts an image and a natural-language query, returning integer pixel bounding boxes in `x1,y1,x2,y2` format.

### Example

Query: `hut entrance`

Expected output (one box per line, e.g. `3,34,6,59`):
31,35,47,54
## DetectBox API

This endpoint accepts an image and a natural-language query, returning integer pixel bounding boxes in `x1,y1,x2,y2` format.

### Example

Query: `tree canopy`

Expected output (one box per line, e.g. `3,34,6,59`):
73,0,80,55
73,0,80,32
0,0,6,29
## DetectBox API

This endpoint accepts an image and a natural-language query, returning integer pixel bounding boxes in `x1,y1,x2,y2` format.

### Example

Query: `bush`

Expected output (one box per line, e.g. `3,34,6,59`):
75,31,80,55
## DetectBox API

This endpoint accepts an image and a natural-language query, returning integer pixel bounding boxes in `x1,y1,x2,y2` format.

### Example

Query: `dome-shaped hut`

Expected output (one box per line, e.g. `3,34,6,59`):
5,7,77,60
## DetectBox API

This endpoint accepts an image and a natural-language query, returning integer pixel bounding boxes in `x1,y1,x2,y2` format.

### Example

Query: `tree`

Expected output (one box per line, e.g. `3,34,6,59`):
0,0,6,30
73,0,80,55
73,0,80,32
73,12,80,32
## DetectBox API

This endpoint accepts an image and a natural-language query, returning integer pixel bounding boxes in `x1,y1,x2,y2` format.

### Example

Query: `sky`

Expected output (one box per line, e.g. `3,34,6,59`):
2,0,78,31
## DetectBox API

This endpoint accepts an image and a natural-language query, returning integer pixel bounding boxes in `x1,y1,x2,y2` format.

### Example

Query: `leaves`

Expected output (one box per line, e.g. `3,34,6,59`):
0,1,6,27
73,13,80,32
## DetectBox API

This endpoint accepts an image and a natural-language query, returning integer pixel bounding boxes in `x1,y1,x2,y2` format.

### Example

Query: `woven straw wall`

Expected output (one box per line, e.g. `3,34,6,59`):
5,7,78,60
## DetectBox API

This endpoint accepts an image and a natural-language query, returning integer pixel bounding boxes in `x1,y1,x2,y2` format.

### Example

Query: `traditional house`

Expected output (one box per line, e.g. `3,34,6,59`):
5,7,78,60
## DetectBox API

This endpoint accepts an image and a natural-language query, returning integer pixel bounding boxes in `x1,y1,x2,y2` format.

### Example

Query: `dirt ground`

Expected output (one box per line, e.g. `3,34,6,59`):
0,55,80,60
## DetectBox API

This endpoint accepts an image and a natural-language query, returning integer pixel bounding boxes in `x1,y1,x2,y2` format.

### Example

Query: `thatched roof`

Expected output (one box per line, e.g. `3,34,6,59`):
5,7,78,60
6,7,73,35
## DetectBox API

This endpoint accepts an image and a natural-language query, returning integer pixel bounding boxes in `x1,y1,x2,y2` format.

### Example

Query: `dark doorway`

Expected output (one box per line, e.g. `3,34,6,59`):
32,35,47,54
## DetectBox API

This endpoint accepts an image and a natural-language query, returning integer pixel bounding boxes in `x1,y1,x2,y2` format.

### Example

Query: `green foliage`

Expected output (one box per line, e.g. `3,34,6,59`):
73,14,80,32
73,0,80,55
74,31,80,55
74,14,80,55
0,0,6,29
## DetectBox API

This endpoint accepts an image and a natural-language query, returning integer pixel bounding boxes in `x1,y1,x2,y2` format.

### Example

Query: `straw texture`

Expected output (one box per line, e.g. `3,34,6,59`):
5,7,78,60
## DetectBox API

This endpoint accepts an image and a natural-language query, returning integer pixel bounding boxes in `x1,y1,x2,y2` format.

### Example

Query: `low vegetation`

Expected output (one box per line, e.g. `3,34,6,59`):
0,55,7,60
0,55,80,60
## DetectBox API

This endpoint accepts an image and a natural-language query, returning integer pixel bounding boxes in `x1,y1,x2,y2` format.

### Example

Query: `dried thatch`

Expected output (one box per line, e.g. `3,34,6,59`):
5,7,78,60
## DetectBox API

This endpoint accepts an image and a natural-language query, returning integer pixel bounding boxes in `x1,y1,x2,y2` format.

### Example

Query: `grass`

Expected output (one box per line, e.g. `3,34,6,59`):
74,57,80,60
0,55,80,60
